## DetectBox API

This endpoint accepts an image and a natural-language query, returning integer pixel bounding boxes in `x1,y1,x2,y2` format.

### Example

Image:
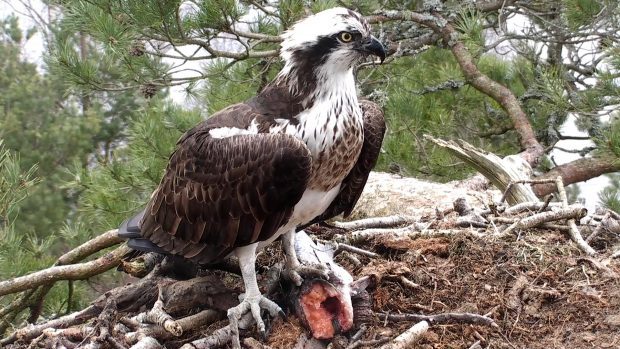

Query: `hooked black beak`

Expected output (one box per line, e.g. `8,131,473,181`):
361,36,386,63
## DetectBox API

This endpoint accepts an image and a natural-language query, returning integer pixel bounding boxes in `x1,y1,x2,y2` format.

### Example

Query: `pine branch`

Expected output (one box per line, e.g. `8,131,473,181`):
0,244,129,297
369,10,545,166
533,157,620,197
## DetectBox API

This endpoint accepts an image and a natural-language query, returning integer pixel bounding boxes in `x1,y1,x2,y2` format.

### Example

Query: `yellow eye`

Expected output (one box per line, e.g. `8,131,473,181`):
339,32,353,42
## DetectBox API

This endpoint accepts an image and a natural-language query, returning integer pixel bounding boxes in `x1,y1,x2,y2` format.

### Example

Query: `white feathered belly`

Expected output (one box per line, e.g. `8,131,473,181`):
257,186,340,249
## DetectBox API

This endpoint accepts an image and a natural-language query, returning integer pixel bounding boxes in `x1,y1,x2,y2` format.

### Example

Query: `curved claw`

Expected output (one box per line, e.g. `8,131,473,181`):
286,263,330,286
227,295,283,349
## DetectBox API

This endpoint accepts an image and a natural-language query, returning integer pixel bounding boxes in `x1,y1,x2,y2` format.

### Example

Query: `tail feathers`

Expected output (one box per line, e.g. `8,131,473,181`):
118,209,145,238
118,209,168,255
127,238,168,254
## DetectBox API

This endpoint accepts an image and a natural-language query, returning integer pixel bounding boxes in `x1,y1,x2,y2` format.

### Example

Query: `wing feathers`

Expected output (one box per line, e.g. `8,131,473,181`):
140,129,312,264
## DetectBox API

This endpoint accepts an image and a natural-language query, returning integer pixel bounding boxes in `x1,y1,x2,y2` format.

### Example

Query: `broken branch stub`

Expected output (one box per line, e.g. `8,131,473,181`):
425,135,538,205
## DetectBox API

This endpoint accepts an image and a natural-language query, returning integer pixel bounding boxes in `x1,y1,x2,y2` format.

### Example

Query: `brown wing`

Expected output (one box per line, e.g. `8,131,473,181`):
307,100,386,224
140,126,312,264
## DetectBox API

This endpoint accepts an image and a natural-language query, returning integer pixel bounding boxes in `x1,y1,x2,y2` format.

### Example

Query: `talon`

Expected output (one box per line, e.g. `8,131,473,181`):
226,294,282,349
285,263,330,285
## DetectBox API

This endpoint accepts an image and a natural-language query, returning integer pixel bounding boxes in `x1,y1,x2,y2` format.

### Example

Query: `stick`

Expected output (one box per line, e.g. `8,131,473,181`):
378,312,497,327
130,337,163,349
501,205,587,235
585,212,611,243
379,320,428,349
179,313,253,349
503,201,562,215
500,179,555,204
1,305,100,345
134,288,182,336
126,310,221,344
335,226,484,244
468,340,483,349
0,245,130,297
319,240,380,258
333,215,416,230
554,176,596,255
348,338,390,349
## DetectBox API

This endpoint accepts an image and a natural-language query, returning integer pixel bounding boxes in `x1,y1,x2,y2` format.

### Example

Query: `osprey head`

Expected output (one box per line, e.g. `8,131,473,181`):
279,8,386,75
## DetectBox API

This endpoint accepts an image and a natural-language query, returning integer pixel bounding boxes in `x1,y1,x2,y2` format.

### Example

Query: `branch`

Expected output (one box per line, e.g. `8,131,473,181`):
425,135,538,205
0,305,101,346
501,205,587,235
379,320,428,349
553,176,596,255
0,245,130,297
370,10,544,166
409,80,466,95
57,229,123,265
333,215,415,230
532,157,620,197
378,312,497,327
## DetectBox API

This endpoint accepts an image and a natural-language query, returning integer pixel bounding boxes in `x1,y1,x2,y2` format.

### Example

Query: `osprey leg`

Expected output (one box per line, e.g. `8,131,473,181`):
227,243,283,349
282,229,329,286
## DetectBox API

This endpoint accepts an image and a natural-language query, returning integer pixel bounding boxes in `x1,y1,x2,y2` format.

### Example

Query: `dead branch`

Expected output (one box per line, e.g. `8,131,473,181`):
379,320,428,349
179,312,253,349
130,337,163,349
469,340,483,349
378,312,497,327
243,337,274,349
503,201,562,215
0,230,125,329
0,245,131,297
501,205,587,235
334,226,484,245
134,288,183,337
554,177,596,255
126,310,221,344
586,212,612,243
333,215,416,230
499,179,556,204
0,305,101,346
119,252,163,278
348,338,390,349
321,240,380,259
425,136,538,205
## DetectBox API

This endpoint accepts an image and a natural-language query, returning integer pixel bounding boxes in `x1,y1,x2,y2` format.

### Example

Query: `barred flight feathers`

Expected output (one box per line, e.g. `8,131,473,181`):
139,125,312,264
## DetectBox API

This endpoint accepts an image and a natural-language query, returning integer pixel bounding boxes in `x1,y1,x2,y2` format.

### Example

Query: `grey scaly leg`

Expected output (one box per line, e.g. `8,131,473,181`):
282,229,329,286
227,243,283,349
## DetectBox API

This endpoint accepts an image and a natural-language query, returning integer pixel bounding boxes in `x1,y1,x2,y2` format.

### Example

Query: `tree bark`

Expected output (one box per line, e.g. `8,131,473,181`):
533,157,620,197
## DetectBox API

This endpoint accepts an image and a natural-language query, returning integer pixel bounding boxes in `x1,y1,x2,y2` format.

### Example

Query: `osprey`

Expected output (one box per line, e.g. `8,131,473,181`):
119,7,386,346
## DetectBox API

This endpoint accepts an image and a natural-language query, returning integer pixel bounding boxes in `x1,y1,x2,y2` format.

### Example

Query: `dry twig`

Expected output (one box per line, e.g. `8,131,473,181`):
553,176,595,255
379,320,429,349
501,205,587,236
134,288,183,336
333,215,416,230
378,312,497,327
